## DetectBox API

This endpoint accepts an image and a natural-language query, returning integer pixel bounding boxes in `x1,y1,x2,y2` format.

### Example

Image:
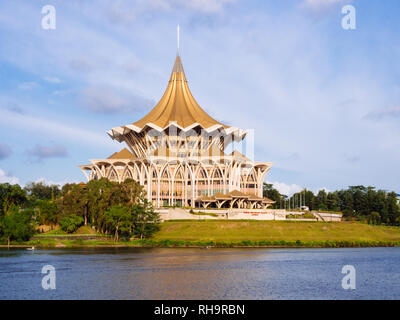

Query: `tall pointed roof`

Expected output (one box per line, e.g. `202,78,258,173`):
131,55,228,130
107,53,247,142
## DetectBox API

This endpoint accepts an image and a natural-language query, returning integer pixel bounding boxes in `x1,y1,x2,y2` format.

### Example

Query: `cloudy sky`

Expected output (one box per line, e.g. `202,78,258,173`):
0,0,399,195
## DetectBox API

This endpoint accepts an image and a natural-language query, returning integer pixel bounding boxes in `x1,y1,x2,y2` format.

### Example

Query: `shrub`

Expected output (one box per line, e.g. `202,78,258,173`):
302,213,316,219
368,212,381,225
59,215,84,233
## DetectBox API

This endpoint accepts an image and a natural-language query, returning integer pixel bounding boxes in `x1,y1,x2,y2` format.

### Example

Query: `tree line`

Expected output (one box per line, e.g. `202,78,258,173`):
263,183,400,225
0,178,160,244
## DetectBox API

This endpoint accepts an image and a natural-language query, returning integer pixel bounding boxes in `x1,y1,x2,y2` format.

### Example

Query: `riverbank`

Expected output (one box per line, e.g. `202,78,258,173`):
2,239,400,248
2,220,400,248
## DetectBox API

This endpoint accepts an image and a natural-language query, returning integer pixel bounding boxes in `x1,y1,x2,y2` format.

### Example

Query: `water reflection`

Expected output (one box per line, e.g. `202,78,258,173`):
0,247,399,299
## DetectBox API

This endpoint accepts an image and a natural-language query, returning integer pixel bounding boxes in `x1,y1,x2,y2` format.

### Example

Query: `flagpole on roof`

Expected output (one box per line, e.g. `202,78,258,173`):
177,24,180,55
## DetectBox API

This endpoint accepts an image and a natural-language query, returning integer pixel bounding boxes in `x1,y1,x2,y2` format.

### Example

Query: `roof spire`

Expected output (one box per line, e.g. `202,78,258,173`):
177,24,180,55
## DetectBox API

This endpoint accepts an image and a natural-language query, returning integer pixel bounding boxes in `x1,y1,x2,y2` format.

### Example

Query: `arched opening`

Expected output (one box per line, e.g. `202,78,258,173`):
122,168,132,182
196,166,208,197
108,168,118,182
160,167,170,207
211,167,224,196
151,167,158,197
173,167,184,207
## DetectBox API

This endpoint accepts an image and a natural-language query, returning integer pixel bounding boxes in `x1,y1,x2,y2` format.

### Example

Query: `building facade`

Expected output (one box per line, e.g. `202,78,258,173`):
79,54,273,208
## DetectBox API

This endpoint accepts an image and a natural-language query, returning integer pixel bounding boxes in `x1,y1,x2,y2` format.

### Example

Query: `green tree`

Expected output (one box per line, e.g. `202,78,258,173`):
366,187,377,214
341,190,354,217
349,185,369,216
387,192,400,225
85,178,144,232
262,183,282,208
58,183,88,225
59,214,84,233
0,183,27,217
0,208,35,247
131,200,161,239
316,190,328,210
327,192,340,211
37,200,58,225
368,212,381,225
24,181,60,201
121,178,144,205
373,190,387,216
298,189,316,210
103,205,132,242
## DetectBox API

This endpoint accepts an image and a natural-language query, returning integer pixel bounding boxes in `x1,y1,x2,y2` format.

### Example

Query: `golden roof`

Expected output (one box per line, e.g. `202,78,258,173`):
247,193,263,201
132,55,229,130
107,54,247,142
197,196,215,202
107,55,246,142
214,193,232,200
230,150,251,161
107,148,134,159
229,190,250,198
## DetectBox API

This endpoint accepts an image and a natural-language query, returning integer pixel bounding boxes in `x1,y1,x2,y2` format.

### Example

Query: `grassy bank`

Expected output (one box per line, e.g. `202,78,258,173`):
153,220,400,243
2,220,400,248
2,238,400,248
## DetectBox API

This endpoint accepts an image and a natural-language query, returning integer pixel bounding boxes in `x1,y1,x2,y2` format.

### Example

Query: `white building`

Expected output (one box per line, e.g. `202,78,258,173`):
80,54,274,209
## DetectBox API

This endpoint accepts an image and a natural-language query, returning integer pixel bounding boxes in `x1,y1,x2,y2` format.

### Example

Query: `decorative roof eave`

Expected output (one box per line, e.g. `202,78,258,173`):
107,122,247,142
262,198,276,203
78,164,93,170
81,155,272,168
89,159,136,165
84,156,271,168
254,161,274,168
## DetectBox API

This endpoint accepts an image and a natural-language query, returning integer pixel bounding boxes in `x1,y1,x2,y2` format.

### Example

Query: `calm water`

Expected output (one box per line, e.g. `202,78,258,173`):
1,247,400,299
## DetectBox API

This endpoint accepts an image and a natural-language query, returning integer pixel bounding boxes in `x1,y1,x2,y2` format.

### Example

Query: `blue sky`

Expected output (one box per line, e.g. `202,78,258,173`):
0,0,399,195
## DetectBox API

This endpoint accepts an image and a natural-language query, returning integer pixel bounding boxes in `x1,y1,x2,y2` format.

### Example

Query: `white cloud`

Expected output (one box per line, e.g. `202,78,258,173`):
18,82,37,90
0,172,78,187
0,109,116,149
0,169,19,184
43,76,61,84
315,187,330,194
107,0,235,22
268,181,303,196
80,85,153,114
0,143,12,160
269,182,331,196
175,0,235,13
302,0,349,9
35,177,79,187
364,106,400,121
26,144,68,162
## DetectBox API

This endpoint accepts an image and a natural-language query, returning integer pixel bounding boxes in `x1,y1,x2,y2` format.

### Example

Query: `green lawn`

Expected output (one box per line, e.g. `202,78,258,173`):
153,220,400,242
5,220,400,248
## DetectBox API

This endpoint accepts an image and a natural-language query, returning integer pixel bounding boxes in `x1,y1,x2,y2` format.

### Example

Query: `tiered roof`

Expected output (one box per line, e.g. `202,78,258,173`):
132,55,228,130
107,148,134,159
107,54,246,141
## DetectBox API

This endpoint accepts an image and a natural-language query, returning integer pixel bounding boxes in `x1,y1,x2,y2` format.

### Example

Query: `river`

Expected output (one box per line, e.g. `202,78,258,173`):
1,247,399,299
